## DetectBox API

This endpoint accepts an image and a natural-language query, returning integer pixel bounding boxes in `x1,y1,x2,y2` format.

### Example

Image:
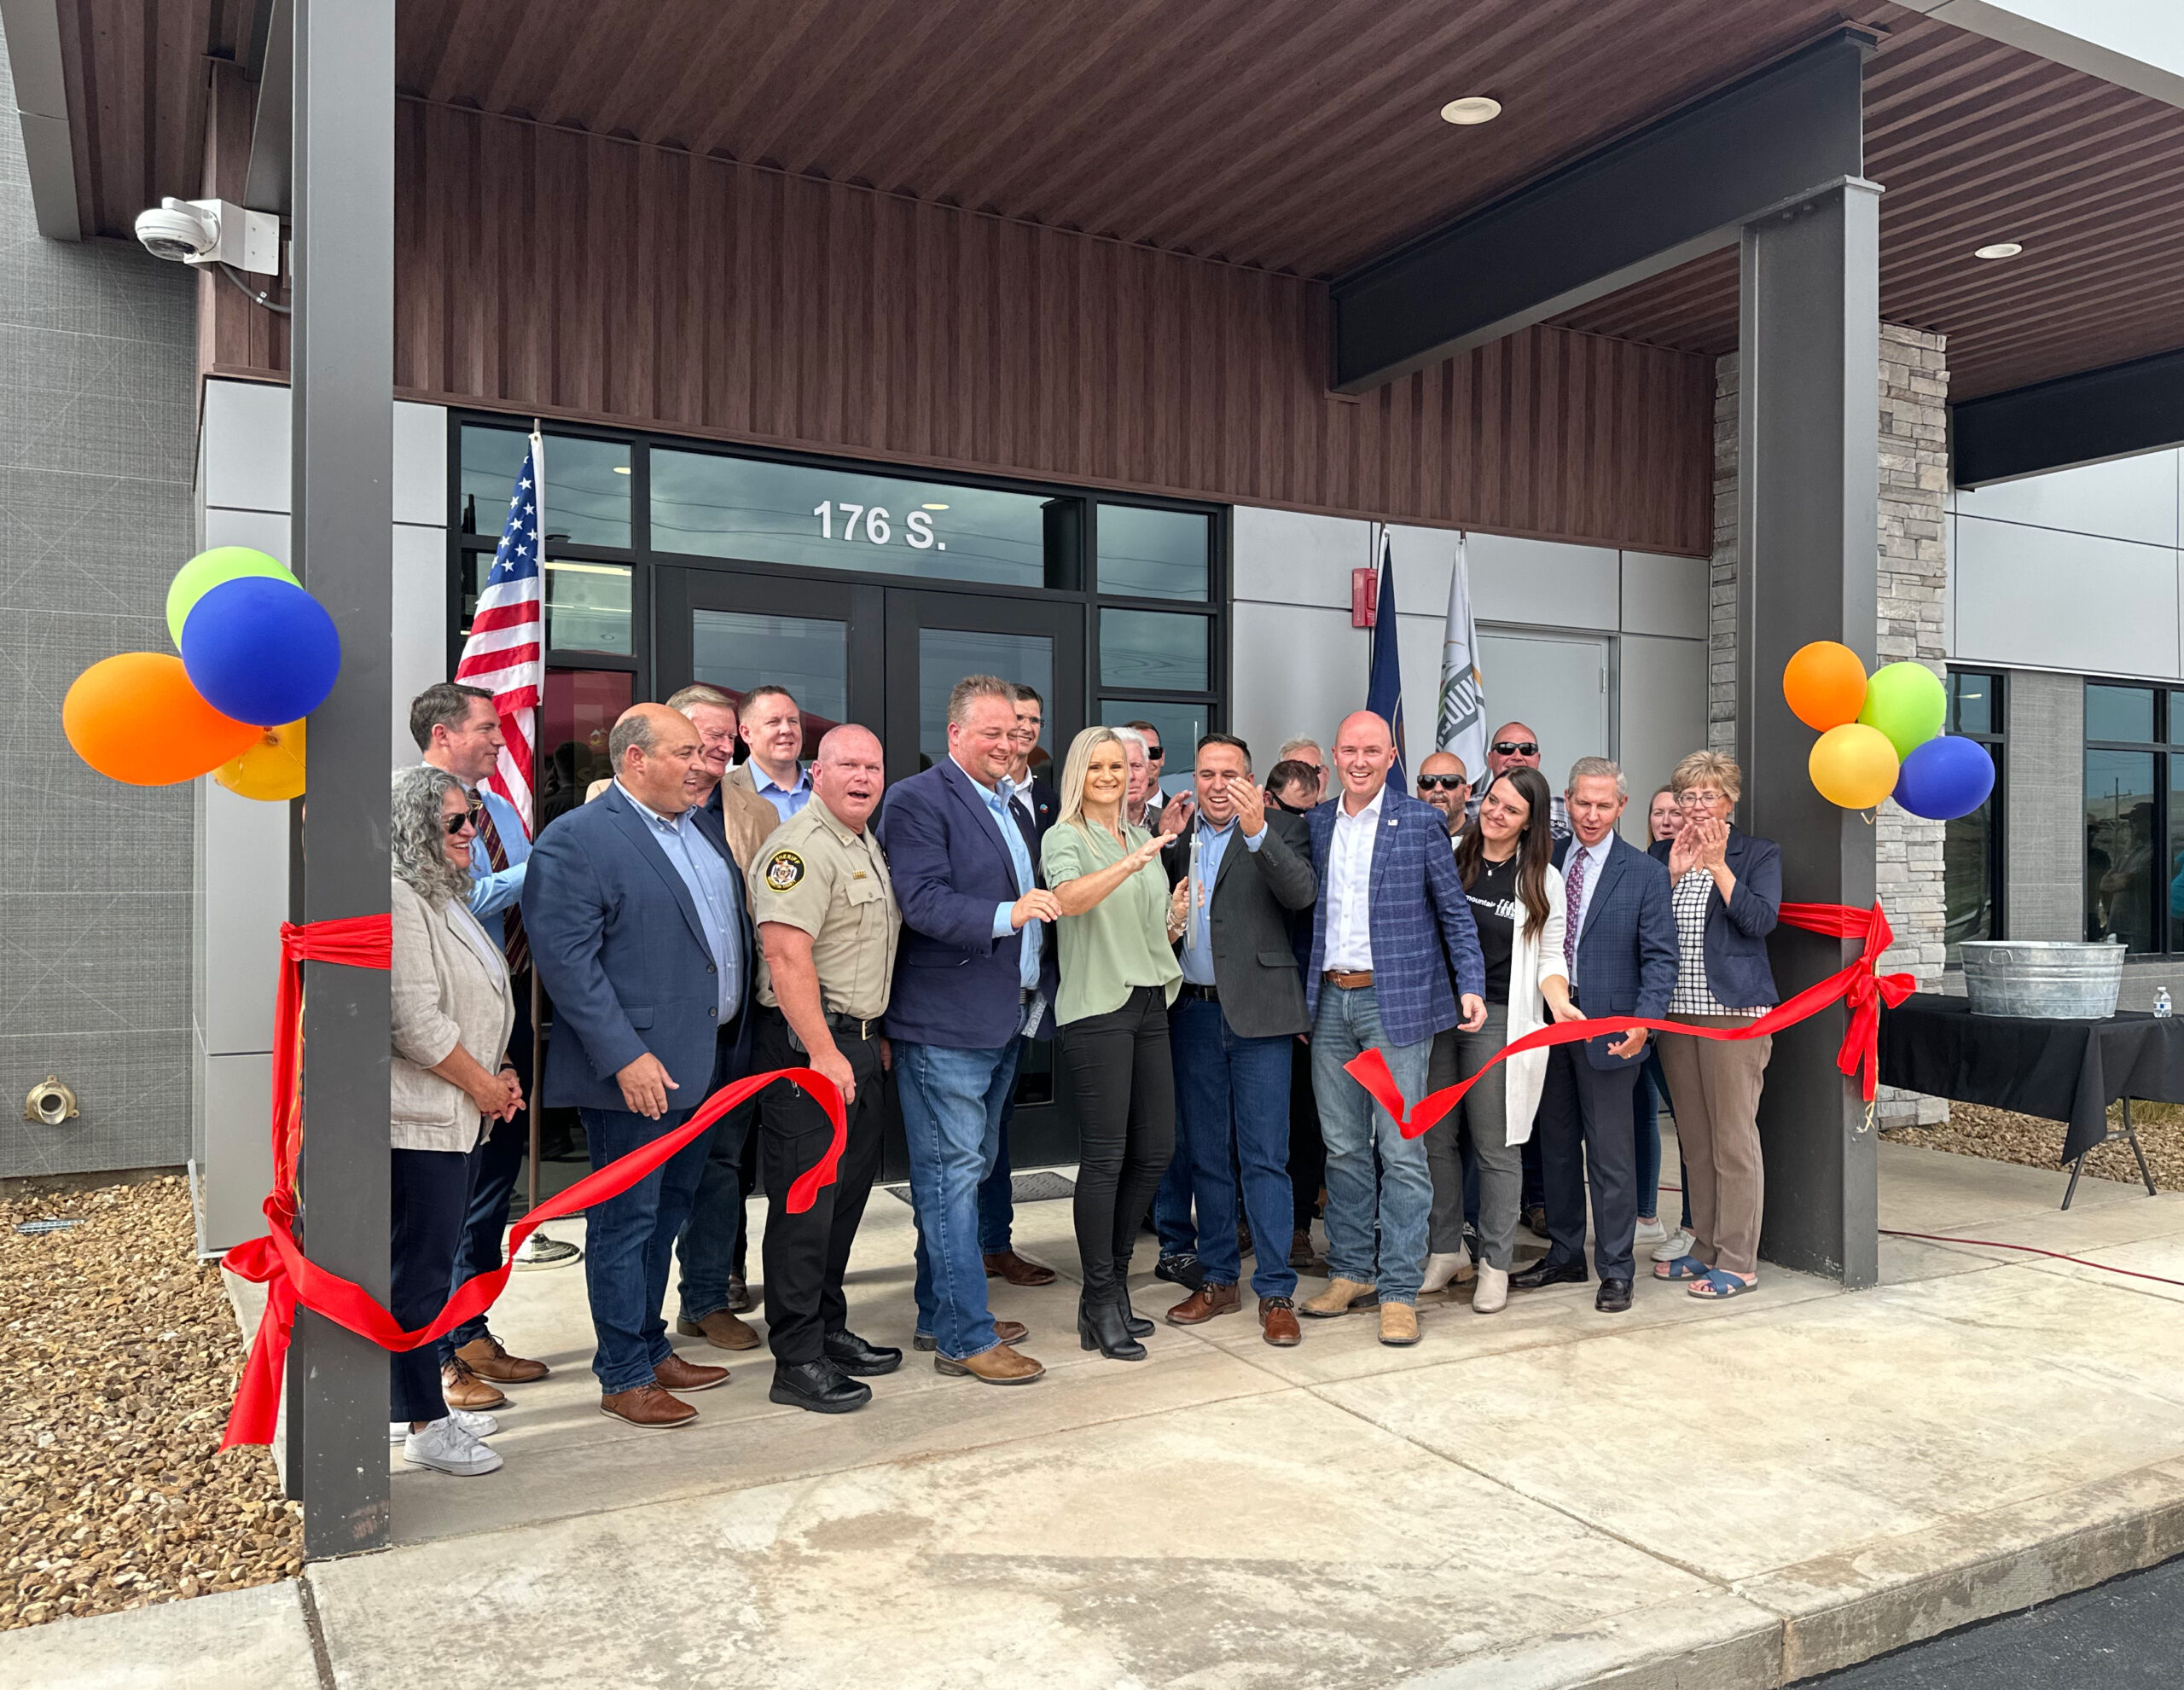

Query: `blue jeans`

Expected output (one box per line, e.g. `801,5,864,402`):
578,1102,715,1393
1151,1128,1198,1257
673,1095,758,1321
1170,996,1296,1298
1308,984,1434,1304
896,1037,1022,1360
978,1094,1018,1254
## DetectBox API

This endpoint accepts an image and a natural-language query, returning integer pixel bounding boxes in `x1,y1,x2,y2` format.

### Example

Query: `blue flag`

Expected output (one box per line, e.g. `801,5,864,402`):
1365,529,1407,787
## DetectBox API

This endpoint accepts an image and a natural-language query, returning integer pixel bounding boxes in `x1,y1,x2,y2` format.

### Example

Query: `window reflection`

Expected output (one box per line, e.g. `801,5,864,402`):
1099,505,1210,600
690,610,848,758
460,427,630,548
1100,608,1209,691
2086,748,2156,950
917,630,1053,773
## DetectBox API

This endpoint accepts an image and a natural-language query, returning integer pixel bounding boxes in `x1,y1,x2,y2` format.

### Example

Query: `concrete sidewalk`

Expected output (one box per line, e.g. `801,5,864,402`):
11,1135,2184,1689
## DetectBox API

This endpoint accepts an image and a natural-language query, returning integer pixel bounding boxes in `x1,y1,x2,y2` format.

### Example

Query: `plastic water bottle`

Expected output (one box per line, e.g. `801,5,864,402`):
2156,987,2173,1020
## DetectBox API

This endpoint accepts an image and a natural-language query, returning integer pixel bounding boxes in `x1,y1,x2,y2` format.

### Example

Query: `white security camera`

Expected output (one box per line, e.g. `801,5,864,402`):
133,197,281,275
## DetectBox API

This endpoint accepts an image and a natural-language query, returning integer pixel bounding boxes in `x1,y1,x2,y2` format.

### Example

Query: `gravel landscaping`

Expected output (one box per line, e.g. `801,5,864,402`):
3,1176,300,1632
1882,1100,2184,1193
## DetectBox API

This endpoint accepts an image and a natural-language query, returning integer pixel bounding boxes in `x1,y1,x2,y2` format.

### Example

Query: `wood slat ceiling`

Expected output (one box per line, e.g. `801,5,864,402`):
49,0,2184,399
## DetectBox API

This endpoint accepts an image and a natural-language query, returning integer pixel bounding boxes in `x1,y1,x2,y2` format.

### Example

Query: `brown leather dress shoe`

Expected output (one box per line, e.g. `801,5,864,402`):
675,1310,763,1351
913,1318,1027,1352
601,1384,698,1429
653,1352,730,1392
1166,1282,1241,1325
1259,1296,1302,1347
983,1250,1058,1286
933,1341,1045,1384
455,1333,549,1384
439,1358,508,1412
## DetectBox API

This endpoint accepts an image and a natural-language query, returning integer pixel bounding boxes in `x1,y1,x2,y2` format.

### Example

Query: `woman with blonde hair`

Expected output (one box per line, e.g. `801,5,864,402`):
1040,726,1182,1359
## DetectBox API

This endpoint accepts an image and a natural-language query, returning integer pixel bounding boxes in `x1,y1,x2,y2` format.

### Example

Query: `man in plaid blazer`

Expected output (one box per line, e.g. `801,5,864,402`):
1298,711,1486,1346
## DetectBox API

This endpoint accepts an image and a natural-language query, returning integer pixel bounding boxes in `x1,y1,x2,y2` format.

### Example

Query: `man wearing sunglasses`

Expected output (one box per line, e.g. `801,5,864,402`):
1415,752,1472,838
1468,722,1570,841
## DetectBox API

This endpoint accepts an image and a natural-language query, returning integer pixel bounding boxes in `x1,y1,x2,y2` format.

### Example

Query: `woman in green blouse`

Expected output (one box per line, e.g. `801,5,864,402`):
1041,726,1184,1360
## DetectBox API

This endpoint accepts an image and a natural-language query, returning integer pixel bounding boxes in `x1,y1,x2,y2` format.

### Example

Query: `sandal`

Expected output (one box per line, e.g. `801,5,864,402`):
1653,1254,1709,1281
1687,1268,1757,1299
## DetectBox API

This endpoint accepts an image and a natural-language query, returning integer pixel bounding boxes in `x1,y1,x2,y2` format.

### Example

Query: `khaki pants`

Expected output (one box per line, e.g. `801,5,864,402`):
1656,1017,1771,1277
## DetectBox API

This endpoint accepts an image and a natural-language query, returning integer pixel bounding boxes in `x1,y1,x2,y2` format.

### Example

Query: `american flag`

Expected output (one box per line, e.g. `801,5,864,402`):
454,433,545,833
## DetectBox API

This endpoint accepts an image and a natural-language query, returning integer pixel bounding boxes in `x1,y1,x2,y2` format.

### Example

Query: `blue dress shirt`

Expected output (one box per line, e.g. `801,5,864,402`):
979,774,1043,990
618,781,743,1019
752,763,813,823
415,763,526,943
1179,816,1264,985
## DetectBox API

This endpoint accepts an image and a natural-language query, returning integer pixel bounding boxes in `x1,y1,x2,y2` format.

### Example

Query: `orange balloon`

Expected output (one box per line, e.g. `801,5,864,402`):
64,653,262,786
1783,641,1868,731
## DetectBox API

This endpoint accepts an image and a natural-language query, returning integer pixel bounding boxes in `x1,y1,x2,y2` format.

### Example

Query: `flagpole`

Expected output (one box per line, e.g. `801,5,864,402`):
514,421,578,1270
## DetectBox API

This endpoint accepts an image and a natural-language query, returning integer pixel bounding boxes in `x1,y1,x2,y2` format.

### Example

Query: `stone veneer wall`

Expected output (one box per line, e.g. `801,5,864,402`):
1705,325,1951,1126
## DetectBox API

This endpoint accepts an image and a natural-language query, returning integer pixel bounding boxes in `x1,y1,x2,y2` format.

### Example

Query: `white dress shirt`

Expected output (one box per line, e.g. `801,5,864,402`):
1566,832,1615,945
1322,786,1385,971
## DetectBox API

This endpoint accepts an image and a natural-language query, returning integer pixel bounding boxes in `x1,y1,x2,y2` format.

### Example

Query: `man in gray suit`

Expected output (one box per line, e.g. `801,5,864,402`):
1159,733,1318,1346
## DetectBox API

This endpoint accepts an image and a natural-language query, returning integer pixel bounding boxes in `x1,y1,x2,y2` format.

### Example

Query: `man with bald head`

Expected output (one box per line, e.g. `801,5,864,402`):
1416,751,1471,838
1469,720,1570,839
524,701,756,1430
1298,711,1487,1347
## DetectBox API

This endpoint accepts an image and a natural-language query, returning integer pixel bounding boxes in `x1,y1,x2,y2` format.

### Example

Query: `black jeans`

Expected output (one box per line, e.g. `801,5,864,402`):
1059,986,1176,1299
754,1010,887,1365
392,1146,473,1423
440,980,532,1361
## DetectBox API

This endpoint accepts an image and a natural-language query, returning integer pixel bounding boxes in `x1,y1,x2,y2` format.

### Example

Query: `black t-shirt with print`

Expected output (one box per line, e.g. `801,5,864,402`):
1465,852,1519,1005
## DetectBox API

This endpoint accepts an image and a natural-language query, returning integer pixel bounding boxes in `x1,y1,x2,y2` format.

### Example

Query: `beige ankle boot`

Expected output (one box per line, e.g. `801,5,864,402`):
1472,1264,1509,1315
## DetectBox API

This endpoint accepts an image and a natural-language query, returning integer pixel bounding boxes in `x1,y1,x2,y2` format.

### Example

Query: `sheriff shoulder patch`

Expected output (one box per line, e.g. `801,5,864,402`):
763,850,805,891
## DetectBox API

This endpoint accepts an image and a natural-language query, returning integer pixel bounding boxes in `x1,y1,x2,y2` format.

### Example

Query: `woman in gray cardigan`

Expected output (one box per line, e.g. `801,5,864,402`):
390,764,520,1477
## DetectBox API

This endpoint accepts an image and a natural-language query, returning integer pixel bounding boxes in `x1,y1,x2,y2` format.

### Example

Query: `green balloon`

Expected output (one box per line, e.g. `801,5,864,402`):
1856,661,1946,758
166,548,299,648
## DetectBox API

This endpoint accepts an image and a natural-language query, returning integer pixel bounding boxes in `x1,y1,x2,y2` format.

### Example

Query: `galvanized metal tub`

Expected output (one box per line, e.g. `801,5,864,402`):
1958,939,2125,1019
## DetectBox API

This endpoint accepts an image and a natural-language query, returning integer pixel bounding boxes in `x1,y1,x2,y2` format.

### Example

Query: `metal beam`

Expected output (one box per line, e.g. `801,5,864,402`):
288,0,393,1559
1328,27,1873,393
1736,178,1883,1289
243,0,293,218
0,0,82,239
1953,345,2184,487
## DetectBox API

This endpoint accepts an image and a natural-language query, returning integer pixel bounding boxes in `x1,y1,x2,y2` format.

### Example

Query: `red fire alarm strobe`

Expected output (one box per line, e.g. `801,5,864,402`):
1352,566,1376,628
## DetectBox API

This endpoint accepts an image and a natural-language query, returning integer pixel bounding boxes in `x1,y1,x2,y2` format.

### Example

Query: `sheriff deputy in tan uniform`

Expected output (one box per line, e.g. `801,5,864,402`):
745,723,902,1415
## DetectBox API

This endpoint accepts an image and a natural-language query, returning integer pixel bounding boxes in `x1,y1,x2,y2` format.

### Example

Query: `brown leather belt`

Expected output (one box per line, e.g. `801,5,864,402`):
1323,969,1374,990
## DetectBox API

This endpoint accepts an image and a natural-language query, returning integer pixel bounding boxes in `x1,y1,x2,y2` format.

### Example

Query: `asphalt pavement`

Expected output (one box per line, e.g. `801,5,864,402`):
1805,1554,2184,1687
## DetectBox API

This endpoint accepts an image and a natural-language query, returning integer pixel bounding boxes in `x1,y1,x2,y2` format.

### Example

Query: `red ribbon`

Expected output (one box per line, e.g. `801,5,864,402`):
1345,899,1914,1137
219,916,845,1449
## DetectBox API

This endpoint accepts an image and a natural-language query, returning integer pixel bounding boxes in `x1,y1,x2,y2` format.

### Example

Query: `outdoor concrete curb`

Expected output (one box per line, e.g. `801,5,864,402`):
0,1579,318,1689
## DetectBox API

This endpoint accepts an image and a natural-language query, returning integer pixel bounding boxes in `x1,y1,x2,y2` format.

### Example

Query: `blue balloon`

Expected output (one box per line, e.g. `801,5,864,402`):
180,576,341,727
1893,734,1995,821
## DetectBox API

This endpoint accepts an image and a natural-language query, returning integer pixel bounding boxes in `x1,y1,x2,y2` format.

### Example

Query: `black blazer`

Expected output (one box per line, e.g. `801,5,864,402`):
1648,826,1781,1009
1161,810,1317,1038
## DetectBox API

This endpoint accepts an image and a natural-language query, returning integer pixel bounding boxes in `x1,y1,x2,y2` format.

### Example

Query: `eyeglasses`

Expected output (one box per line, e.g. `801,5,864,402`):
1490,741,1539,758
1677,789,1728,807
444,805,480,835
1417,775,1470,792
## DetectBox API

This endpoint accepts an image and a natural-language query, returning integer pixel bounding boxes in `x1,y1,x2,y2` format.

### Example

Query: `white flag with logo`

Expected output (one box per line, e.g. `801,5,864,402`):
1436,532,1489,776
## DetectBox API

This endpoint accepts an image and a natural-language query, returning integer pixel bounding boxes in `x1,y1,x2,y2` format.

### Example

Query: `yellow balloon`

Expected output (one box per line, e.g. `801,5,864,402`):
214,719,307,802
1809,723,1898,810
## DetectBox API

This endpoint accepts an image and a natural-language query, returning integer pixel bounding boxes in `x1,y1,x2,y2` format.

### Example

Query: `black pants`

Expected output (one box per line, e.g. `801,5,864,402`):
1059,985,1176,1299
1535,1042,1642,1281
1287,1036,1325,1231
442,979,532,1360
392,1146,473,1423
754,1011,887,1365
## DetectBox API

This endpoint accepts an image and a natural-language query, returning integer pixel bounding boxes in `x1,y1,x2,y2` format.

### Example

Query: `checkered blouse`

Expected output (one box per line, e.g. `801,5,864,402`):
1668,868,1762,1018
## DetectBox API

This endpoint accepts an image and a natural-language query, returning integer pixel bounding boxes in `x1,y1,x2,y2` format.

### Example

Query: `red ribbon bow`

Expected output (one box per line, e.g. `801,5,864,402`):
218,916,845,1449
1345,899,1914,1136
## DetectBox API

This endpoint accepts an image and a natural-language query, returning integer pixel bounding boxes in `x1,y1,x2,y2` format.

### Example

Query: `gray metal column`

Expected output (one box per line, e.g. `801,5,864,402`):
286,0,395,1556
1734,177,1882,1288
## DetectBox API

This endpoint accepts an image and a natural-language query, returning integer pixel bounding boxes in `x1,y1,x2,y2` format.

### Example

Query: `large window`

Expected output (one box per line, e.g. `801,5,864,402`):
2083,682,2184,953
1943,671,2005,952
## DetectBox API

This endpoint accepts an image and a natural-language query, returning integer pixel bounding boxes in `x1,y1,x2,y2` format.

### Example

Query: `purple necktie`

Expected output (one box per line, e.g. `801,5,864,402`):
1563,846,1588,977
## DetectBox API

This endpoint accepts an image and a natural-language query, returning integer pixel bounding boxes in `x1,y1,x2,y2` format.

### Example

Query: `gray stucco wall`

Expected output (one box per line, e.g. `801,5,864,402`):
1,30,200,1177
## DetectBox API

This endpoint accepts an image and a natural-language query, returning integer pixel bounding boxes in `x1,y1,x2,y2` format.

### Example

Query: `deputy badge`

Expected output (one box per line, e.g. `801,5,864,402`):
764,850,805,891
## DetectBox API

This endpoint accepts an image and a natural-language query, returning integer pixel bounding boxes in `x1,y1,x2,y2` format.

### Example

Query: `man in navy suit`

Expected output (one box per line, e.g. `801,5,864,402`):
1298,711,1487,1348
877,675,1060,1385
1513,757,1678,1313
523,704,755,1429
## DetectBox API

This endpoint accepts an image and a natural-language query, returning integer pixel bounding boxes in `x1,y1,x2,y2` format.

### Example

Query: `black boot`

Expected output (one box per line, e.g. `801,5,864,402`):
1077,1292,1147,1361
1113,1257,1154,1338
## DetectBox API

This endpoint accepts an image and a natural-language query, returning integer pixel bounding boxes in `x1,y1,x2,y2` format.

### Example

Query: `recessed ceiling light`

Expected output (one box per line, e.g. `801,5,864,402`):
1440,96,1502,125
612,464,632,473
922,502,949,510
1973,241,2024,259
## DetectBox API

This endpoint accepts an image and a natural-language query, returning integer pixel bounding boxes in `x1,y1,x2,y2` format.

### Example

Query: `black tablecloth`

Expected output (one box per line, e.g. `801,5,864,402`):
1879,994,2184,1163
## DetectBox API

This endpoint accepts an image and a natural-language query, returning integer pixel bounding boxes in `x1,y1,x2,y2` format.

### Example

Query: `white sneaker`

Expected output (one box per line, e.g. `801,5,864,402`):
401,1416,505,1477
1472,1265,1509,1315
1420,1249,1472,1294
1651,1227,1695,1263
389,1407,499,1443
1635,1216,1669,1248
